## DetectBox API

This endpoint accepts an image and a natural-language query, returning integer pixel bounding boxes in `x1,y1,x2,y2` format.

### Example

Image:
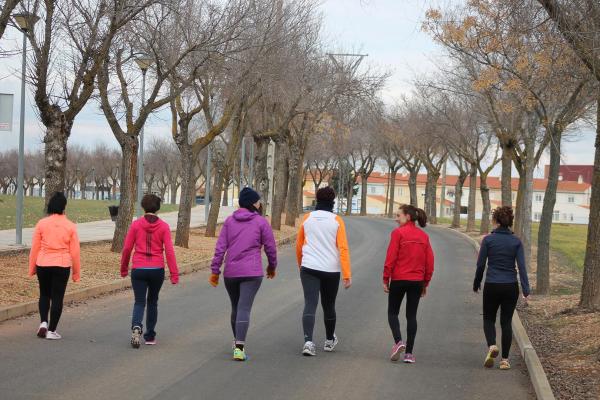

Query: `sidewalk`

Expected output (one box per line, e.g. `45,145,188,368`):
0,205,236,252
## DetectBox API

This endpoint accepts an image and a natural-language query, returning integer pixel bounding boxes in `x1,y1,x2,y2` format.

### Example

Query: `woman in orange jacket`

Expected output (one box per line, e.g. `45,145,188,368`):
28,192,81,340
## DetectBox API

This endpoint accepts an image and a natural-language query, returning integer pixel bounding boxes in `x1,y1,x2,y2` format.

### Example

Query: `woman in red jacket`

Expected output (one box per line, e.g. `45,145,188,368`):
383,204,434,364
121,194,179,348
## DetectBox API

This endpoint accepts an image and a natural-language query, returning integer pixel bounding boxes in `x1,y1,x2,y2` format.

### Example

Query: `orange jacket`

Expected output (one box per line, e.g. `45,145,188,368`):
28,214,81,282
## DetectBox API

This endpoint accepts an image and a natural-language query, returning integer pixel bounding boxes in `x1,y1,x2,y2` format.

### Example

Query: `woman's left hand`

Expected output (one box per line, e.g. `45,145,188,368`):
343,278,352,289
421,286,427,298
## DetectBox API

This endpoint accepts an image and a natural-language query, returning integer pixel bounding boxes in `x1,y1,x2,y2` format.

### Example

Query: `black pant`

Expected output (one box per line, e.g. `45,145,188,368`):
37,266,70,332
131,268,165,340
483,282,519,359
224,277,263,343
387,280,422,353
300,267,340,342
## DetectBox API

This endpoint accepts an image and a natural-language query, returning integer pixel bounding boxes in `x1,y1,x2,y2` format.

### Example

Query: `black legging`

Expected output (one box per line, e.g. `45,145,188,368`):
300,267,340,342
483,282,519,359
388,280,422,353
36,266,70,332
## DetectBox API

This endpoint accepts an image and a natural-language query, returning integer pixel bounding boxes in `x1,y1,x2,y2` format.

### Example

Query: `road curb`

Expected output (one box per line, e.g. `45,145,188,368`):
438,226,555,400
0,232,297,324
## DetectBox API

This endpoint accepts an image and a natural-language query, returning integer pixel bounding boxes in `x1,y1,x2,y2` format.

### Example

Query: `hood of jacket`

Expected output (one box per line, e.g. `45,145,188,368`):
137,214,162,232
232,208,259,222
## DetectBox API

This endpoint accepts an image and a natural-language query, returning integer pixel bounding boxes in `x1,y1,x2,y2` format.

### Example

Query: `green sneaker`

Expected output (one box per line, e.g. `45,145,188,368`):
484,345,499,368
233,347,246,361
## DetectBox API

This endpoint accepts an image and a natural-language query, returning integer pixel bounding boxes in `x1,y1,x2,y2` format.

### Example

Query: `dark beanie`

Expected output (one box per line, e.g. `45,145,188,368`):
239,187,261,208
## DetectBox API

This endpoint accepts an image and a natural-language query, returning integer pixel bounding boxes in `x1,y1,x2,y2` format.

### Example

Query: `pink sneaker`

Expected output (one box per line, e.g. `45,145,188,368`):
390,341,406,361
403,353,416,363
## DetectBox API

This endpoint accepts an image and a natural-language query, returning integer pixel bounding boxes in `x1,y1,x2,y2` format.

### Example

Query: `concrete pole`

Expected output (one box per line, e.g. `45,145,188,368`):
440,159,447,218
240,136,246,189
205,145,211,223
16,30,27,245
135,70,147,217
266,140,275,216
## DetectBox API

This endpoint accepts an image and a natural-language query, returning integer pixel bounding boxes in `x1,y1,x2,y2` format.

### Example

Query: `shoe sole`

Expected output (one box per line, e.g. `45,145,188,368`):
45,335,61,340
403,359,415,364
390,345,406,362
37,327,47,338
144,341,156,345
302,349,316,356
484,348,499,368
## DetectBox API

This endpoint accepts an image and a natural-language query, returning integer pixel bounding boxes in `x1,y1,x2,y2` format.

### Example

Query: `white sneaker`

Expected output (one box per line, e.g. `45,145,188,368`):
302,341,317,356
131,326,142,349
324,334,338,352
37,322,48,338
45,331,62,340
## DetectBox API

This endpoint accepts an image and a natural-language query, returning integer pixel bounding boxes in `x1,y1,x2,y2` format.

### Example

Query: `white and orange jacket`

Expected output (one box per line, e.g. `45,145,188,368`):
296,210,351,279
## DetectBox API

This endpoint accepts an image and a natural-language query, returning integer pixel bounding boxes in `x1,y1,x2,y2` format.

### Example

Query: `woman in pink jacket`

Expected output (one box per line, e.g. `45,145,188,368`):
121,194,179,348
29,192,81,340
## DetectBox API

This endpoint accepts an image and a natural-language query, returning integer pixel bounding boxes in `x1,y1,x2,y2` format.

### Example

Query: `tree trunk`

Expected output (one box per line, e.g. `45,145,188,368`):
271,138,289,230
253,137,270,201
43,120,71,206
451,171,467,228
580,94,600,309
515,154,535,268
536,128,562,295
175,144,194,248
345,178,355,215
467,164,477,232
387,169,398,218
360,172,368,216
222,172,230,207
480,174,492,234
409,169,418,207
501,142,513,207
285,142,304,226
111,143,137,252
425,171,439,224
170,182,178,204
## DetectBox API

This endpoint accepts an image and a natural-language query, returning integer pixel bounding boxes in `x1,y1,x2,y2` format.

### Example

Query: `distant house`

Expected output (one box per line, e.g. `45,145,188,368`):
302,170,592,224
545,165,594,185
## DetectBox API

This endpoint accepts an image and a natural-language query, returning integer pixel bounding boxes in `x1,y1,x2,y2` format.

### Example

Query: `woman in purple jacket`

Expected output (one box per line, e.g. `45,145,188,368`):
209,187,277,361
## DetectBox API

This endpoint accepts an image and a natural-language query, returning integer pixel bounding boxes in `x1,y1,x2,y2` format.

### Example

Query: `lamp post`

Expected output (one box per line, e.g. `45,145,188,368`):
13,12,39,245
135,54,153,217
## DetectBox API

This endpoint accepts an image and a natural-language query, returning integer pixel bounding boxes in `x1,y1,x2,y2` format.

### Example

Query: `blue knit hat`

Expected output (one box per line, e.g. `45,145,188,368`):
239,187,261,208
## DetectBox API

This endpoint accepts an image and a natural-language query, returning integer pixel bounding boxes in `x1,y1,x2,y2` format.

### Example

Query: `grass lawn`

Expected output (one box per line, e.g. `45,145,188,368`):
0,195,178,230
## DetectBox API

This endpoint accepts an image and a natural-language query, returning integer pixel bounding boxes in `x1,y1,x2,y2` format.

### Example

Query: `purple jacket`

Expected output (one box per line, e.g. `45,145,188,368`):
210,208,277,278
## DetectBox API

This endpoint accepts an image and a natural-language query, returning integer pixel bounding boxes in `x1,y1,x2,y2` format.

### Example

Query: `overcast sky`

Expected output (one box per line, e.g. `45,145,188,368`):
0,0,596,174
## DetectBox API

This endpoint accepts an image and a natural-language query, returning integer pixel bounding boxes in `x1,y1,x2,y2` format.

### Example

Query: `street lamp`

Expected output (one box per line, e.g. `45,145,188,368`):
13,12,39,245
135,54,153,217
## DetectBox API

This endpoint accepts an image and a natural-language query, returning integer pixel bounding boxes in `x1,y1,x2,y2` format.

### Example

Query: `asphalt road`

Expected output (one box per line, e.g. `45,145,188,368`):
0,217,533,400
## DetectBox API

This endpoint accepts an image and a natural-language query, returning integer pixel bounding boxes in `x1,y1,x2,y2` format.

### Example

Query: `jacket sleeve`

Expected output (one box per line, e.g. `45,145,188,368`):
335,216,351,279
516,240,530,296
424,236,434,287
210,220,229,275
383,230,400,284
70,226,81,282
28,223,42,276
261,219,277,268
296,214,310,268
120,223,137,276
474,236,488,291
162,225,179,283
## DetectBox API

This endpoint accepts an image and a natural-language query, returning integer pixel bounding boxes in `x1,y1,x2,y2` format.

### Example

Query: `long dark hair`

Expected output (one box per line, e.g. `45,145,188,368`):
399,204,428,227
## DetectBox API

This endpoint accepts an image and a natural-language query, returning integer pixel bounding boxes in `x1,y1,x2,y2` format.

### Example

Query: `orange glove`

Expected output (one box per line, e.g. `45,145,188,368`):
266,266,276,279
208,273,219,287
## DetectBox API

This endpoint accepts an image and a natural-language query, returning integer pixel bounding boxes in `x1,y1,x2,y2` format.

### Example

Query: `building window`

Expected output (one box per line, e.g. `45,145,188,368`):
553,210,560,221
534,213,541,221
370,186,376,194
568,195,575,203
562,213,568,221
535,194,543,202
570,214,574,222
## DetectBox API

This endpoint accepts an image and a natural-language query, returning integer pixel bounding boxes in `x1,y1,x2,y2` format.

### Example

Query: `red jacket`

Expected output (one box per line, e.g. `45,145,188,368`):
383,221,434,286
120,215,179,284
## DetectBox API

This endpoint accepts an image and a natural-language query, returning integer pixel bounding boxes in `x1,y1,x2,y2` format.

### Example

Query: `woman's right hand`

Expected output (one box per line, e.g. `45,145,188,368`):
382,282,389,293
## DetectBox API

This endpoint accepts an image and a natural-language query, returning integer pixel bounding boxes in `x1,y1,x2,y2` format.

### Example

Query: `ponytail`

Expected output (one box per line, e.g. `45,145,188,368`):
399,204,428,227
